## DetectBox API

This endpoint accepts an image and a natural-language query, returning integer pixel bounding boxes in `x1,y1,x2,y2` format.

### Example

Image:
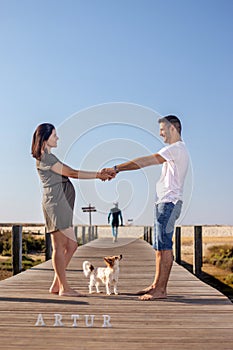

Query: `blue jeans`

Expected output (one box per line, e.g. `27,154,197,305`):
153,201,182,251
112,226,118,238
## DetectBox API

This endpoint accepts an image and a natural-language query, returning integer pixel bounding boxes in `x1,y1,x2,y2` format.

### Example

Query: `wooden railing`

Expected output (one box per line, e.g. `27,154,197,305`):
9,224,203,277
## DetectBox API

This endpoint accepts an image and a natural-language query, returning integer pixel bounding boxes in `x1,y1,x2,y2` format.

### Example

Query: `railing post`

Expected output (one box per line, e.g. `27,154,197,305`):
174,226,181,264
94,226,98,239
91,226,94,240
144,226,148,242
12,225,22,275
193,226,202,276
88,226,91,242
45,229,52,261
82,226,86,245
148,226,152,245
74,225,78,241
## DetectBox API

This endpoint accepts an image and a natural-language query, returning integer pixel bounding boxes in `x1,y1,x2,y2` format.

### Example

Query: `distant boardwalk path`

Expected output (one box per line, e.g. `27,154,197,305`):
0,238,232,350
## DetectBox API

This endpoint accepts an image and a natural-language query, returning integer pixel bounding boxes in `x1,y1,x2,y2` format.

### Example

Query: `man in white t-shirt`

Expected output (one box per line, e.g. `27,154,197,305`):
104,115,189,300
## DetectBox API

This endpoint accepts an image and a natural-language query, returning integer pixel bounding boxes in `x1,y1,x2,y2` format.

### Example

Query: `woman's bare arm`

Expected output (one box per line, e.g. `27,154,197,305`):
51,161,113,180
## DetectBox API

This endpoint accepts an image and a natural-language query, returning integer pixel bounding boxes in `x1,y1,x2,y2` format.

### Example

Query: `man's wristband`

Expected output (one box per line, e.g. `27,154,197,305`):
113,165,119,173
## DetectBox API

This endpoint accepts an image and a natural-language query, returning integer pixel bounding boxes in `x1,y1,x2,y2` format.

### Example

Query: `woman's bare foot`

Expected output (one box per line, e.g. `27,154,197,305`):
139,287,167,301
49,288,59,294
59,289,85,297
49,280,60,294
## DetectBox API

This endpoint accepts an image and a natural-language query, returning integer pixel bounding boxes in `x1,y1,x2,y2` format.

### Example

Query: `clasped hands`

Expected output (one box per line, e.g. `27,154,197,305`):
98,167,117,182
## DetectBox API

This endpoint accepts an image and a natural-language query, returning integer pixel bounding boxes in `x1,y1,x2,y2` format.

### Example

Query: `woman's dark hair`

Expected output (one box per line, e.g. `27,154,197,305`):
158,115,182,135
31,123,55,160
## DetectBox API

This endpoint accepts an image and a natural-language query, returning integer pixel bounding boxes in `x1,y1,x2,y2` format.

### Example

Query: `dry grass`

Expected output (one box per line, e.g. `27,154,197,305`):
181,236,233,261
180,236,233,301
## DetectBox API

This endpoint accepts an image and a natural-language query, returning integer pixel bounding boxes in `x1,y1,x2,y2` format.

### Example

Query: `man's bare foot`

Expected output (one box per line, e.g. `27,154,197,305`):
139,288,167,301
136,285,155,295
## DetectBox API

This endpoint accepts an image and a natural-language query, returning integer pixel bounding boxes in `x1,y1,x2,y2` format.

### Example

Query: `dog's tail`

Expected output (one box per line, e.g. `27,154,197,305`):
83,261,95,278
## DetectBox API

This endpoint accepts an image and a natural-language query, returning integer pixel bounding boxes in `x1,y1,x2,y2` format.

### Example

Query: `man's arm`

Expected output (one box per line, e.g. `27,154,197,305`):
119,211,123,226
115,153,166,172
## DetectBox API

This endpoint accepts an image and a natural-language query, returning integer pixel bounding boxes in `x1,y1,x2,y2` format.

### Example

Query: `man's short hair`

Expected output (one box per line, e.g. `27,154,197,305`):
158,115,182,135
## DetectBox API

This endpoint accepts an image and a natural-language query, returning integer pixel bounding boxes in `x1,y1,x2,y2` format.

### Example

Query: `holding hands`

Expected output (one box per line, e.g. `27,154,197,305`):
97,167,117,182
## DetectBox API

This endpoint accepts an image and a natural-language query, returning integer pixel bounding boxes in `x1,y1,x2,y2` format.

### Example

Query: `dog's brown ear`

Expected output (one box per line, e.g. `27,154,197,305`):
104,257,114,267
119,254,122,260
90,264,95,272
104,257,110,265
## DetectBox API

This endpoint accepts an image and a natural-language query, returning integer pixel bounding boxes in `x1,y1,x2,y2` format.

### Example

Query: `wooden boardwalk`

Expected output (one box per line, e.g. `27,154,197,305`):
0,237,232,350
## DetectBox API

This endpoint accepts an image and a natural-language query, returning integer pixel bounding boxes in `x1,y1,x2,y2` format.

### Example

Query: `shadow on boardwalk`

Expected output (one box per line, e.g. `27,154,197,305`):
181,260,233,303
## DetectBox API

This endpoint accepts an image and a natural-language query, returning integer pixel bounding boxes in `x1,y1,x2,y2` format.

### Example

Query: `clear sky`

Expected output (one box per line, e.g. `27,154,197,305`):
0,0,232,226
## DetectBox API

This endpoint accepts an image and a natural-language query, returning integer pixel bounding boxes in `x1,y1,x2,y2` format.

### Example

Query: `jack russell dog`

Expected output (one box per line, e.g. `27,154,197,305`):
83,255,122,295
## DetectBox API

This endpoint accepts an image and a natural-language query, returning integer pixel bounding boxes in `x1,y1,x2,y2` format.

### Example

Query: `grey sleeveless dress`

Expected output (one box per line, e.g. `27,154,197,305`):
36,151,75,232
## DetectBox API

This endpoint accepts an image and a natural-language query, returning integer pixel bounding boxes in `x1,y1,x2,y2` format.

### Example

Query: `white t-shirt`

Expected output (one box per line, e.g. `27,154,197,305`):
156,141,189,204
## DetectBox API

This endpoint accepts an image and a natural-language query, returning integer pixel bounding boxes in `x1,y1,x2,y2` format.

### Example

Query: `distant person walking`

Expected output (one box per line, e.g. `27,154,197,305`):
108,202,123,242
104,115,190,300
31,123,113,297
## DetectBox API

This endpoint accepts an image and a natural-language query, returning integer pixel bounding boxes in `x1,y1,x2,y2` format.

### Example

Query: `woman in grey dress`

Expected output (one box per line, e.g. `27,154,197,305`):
31,123,113,297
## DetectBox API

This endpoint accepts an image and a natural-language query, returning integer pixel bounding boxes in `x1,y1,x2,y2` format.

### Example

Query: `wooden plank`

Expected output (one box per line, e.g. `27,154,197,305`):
0,237,232,350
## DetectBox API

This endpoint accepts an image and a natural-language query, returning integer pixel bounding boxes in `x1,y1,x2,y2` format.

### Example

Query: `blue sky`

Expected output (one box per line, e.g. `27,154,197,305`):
0,0,232,225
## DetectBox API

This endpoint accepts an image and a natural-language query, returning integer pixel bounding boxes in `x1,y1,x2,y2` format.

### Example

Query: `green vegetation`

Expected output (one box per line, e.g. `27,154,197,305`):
204,245,233,286
0,231,11,256
0,255,43,271
0,232,45,272
225,274,233,285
